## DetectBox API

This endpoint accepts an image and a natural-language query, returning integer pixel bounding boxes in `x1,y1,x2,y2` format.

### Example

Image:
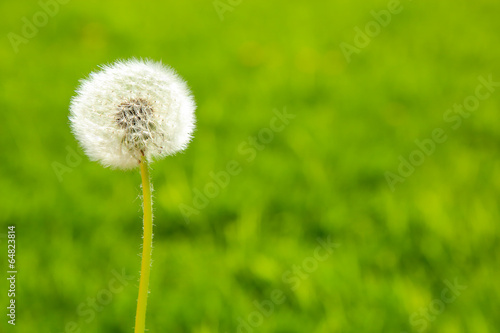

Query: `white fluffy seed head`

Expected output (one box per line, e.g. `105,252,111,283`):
69,59,196,169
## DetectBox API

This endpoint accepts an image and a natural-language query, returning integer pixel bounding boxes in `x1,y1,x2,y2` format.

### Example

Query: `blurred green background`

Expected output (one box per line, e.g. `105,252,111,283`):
1,0,499,332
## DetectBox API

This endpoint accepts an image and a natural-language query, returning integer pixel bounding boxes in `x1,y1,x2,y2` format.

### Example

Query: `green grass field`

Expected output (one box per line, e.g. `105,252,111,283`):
1,0,499,332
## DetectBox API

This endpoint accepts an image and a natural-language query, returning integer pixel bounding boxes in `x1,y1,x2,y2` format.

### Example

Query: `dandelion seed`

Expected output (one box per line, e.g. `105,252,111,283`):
70,58,196,169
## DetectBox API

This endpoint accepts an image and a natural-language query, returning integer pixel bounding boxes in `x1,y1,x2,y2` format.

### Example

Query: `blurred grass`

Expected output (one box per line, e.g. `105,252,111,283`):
0,0,499,332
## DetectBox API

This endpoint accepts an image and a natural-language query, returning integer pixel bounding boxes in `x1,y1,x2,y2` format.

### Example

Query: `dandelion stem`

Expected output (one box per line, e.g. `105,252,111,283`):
135,155,153,333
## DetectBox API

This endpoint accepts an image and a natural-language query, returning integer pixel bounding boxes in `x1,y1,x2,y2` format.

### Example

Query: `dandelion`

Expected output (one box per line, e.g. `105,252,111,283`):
69,58,196,332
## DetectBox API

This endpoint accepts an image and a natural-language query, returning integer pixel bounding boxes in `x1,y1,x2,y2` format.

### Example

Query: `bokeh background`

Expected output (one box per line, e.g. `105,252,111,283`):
1,0,499,332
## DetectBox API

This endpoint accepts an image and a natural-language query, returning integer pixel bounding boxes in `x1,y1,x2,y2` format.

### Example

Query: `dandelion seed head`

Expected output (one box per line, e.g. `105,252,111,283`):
69,59,196,169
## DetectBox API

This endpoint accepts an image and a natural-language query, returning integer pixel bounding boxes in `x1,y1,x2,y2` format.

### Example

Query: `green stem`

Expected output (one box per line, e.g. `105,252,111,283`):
135,155,153,333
